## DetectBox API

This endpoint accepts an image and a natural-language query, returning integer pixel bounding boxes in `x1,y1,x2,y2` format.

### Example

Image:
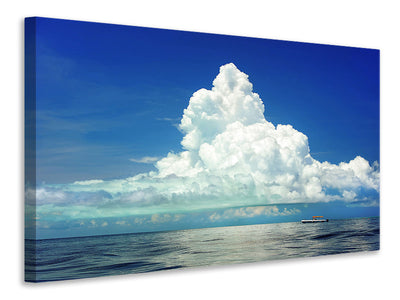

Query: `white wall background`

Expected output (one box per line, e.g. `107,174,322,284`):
1,1,399,299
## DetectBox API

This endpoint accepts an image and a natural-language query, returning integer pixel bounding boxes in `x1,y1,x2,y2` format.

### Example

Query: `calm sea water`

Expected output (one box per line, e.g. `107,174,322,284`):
25,217,379,282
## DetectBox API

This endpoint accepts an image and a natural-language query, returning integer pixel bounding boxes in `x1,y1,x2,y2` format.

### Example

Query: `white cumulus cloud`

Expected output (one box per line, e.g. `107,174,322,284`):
31,63,379,220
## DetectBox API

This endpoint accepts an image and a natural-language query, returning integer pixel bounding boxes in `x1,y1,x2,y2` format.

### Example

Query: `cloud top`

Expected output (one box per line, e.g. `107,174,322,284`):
179,63,265,152
31,63,379,221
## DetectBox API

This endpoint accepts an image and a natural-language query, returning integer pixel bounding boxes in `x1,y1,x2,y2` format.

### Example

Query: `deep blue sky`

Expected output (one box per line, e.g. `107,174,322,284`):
27,17,380,239
35,17,379,184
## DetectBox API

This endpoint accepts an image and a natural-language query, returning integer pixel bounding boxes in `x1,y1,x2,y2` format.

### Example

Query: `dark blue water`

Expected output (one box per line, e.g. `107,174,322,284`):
25,217,379,282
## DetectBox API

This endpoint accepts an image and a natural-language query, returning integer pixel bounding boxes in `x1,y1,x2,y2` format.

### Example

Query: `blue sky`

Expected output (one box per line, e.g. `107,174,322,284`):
26,17,379,239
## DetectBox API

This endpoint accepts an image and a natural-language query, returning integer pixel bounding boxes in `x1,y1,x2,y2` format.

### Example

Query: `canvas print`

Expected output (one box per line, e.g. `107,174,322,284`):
25,17,380,282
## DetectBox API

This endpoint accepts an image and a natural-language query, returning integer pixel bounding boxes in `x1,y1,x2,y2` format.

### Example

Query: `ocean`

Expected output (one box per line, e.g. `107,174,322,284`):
25,217,379,282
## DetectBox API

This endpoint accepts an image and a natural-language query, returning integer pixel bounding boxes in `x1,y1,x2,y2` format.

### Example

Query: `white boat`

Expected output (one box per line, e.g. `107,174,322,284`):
301,216,329,223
